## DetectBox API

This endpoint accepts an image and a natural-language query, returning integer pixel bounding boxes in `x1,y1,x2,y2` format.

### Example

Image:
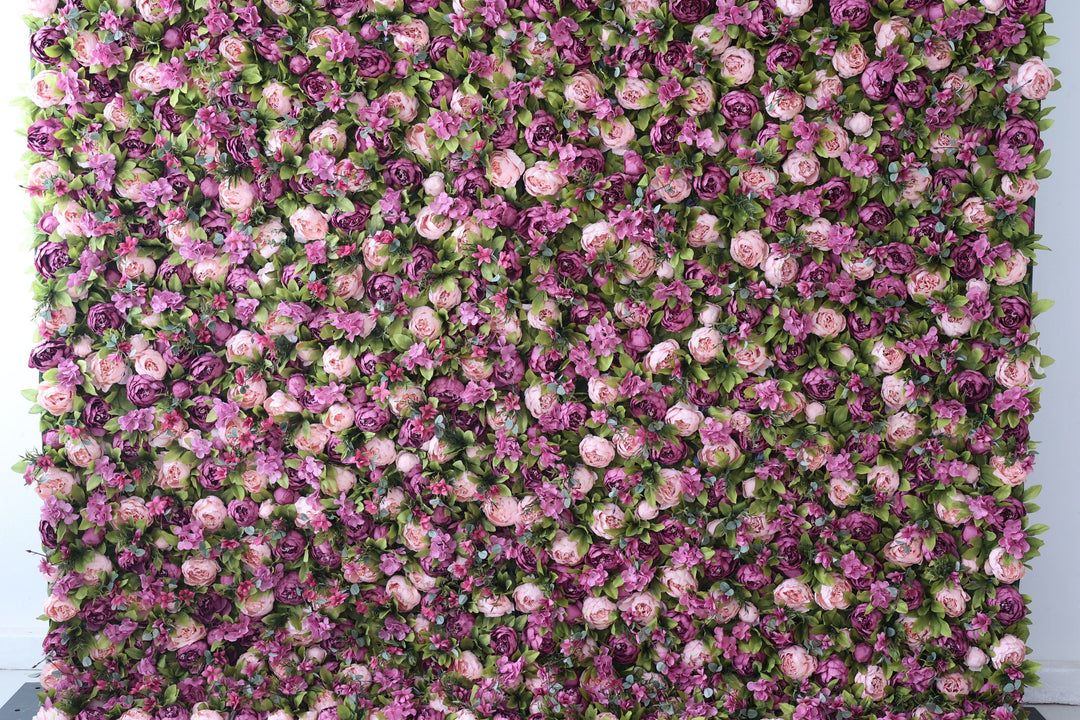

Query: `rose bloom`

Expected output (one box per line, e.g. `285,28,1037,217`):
691,23,731,55
294,424,331,455
995,358,1033,388
688,326,722,363
477,595,513,617
779,645,818,679
181,556,220,587
649,166,692,203
687,212,720,247
289,204,328,243
219,176,256,213
523,161,568,198
587,376,619,406
550,531,585,566
845,112,874,137
884,411,920,448
740,164,779,194
483,495,521,527
564,71,603,111
409,306,442,340
240,591,275,618
815,577,852,610
600,116,636,152
935,672,972,700
582,596,617,629
1013,57,1054,100
855,665,887,701
777,0,812,16
782,151,820,185
37,382,74,416
615,77,655,109
665,401,704,436
906,268,947,298
806,70,844,111
65,437,102,468
381,89,418,123
613,426,645,458
322,345,356,379
961,196,994,230
874,17,911,54
391,16,430,52
985,547,1026,583
773,578,814,612
764,253,799,287
118,253,155,281
623,242,658,281
387,575,422,611
996,249,1030,286
810,308,846,339
730,229,767,268
642,339,681,373
828,477,860,507
44,594,78,623
883,534,924,567
589,503,626,540
525,299,559,330
833,43,869,78
1001,175,1039,203
936,583,971,617
400,521,429,552
800,217,833,251
29,70,65,108
193,496,228,531
487,149,525,189
991,634,1027,669
720,47,755,85
870,341,906,374
617,591,662,625
404,123,433,160
764,87,805,121
35,467,76,500
938,311,973,338
579,435,615,468
880,374,914,410
733,343,772,375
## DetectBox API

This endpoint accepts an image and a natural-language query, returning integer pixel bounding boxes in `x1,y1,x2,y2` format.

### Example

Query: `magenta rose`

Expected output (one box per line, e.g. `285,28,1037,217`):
719,91,760,129
830,0,873,29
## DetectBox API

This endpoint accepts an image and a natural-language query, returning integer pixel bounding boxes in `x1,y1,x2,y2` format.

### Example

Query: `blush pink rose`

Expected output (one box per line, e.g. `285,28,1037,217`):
579,435,616,468
990,634,1027,669
778,645,818,680
985,547,1026,583
720,47,755,85
617,591,662,625
773,578,814,612
855,665,887,701
181,556,220,587
730,230,767,268
582,597,618,629
289,205,328,242
487,149,526,189
1013,58,1054,100
523,161,568,198
833,43,869,78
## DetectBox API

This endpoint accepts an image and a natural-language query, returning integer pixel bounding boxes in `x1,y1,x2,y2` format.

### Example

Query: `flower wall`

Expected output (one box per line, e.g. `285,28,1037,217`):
21,0,1056,719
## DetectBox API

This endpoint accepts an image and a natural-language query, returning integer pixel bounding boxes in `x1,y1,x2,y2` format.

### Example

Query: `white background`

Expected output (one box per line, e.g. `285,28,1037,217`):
0,0,1077,704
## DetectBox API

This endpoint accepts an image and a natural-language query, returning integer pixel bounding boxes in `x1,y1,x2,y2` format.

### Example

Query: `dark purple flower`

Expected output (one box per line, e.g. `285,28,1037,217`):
719,91,760,130
830,0,873,29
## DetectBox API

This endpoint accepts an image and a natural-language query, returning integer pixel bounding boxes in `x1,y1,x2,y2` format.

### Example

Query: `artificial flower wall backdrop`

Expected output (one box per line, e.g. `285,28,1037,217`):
19,0,1056,718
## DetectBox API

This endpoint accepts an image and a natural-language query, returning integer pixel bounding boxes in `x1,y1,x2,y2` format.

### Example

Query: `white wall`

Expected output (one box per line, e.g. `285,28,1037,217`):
1024,0,1080,705
0,0,1077,704
0,1,51,670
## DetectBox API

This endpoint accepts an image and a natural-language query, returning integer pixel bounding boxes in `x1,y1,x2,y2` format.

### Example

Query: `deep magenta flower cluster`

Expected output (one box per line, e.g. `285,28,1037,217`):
22,0,1055,719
